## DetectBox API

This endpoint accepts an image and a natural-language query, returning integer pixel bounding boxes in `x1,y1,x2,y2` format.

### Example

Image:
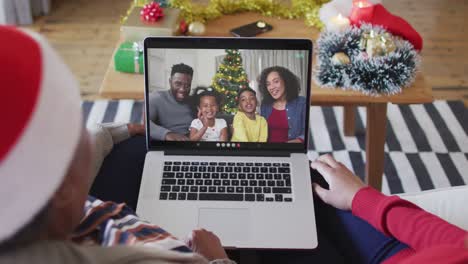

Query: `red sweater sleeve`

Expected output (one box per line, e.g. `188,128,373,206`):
352,187,467,251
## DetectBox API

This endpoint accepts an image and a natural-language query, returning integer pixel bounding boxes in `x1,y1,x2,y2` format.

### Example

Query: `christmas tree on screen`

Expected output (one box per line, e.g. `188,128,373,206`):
211,49,250,115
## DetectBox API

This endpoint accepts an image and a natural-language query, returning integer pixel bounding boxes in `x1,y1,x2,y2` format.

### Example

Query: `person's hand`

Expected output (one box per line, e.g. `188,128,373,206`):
186,228,228,261
165,132,189,141
198,109,209,128
127,123,145,136
311,154,366,211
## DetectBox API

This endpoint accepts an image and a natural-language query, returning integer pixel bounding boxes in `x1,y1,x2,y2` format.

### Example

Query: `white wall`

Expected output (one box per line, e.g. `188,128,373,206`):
147,48,226,92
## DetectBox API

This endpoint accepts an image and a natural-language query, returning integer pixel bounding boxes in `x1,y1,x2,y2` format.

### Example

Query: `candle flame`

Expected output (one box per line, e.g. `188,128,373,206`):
355,0,371,8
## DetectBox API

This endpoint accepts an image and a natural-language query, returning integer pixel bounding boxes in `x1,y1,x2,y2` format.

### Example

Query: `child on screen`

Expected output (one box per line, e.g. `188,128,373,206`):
189,87,228,142
231,87,268,142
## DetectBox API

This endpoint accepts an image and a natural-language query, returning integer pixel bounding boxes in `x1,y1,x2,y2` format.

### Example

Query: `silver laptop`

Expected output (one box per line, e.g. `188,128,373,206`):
137,37,317,249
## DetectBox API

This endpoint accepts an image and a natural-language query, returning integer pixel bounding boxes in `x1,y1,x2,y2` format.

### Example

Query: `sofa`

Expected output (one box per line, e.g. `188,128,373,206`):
398,185,468,230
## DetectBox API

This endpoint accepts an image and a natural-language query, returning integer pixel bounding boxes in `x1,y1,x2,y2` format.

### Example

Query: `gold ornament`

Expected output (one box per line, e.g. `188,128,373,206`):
122,1,325,28
360,30,397,58
188,21,206,35
331,52,350,65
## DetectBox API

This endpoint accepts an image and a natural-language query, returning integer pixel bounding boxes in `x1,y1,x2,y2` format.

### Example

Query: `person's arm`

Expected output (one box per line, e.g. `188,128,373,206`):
148,91,171,140
219,127,228,142
216,118,228,141
190,126,208,141
189,118,208,141
87,122,144,185
352,187,468,251
296,96,306,142
259,117,268,142
231,115,249,142
311,154,468,252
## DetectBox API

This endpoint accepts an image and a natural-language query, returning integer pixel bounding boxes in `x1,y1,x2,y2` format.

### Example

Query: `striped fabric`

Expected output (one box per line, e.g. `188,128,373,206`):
82,100,467,195
72,196,192,251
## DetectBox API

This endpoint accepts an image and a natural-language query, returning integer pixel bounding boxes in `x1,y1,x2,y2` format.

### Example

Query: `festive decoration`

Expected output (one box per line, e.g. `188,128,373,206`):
140,2,164,22
360,29,396,57
212,49,250,114
319,0,381,29
179,20,188,34
128,0,327,28
121,7,180,41
315,24,420,95
188,21,206,35
331,52,350,65
122,0,170,24
328,13,350,32
114,41,144,74
349,4,423,50
353,0,373,8
134,0,169,8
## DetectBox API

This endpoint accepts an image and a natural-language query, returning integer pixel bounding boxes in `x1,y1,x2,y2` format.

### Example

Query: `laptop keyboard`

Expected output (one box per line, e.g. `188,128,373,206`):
159,161,293,202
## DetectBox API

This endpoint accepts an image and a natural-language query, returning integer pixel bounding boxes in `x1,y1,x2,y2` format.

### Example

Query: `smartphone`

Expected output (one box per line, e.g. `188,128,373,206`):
230,20,273,37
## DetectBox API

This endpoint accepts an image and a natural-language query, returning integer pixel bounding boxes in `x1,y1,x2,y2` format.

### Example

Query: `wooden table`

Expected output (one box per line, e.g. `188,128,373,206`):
99,13,433,190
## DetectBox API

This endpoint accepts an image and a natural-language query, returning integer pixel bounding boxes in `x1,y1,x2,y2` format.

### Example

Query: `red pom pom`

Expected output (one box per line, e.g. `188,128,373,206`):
140,2,164,23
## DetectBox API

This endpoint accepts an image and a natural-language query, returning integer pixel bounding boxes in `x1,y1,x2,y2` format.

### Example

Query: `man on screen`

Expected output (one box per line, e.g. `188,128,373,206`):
148,63,195,141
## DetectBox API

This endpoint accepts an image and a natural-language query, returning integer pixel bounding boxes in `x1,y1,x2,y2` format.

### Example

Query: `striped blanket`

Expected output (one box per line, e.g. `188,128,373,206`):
72,196,191,252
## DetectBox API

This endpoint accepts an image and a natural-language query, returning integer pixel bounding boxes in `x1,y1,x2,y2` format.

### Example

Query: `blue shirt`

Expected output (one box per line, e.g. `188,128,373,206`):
260,96,307,141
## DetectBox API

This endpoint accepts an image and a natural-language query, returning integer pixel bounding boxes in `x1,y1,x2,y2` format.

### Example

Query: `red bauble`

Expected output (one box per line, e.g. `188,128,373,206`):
349,4,423,51
179,20,188,34
140,2,164,23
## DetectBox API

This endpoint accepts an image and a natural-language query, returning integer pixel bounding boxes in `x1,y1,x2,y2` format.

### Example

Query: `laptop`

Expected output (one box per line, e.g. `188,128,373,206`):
137,37,317,249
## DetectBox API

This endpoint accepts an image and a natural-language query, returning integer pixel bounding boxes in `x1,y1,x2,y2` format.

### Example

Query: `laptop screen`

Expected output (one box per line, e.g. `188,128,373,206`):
144,38,312,153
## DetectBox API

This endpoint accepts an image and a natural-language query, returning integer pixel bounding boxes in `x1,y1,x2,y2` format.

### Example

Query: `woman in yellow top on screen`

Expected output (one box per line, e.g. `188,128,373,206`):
231,87,268,142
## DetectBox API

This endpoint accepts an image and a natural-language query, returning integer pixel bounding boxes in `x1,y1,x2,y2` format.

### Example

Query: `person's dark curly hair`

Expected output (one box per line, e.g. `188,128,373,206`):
258,66,301,105
191,86,224,111
170,63,193,77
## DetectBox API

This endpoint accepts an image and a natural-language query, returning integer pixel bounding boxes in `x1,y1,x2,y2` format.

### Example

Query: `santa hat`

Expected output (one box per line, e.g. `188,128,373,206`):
0,26,82,242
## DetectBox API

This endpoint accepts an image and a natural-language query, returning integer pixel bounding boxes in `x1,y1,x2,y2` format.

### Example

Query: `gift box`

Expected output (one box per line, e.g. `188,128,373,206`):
121,7,180,42
114,42,144,74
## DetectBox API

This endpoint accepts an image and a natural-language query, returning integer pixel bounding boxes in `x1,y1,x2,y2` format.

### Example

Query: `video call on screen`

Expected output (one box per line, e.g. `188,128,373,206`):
147,48,309,146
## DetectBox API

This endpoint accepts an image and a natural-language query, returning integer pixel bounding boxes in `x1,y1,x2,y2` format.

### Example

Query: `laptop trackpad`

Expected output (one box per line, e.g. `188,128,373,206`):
198,208,250,243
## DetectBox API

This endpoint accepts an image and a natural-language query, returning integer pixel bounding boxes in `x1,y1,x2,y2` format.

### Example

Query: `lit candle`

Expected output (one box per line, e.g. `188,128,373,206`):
353,0,372,8
350,0,375,26
328,13,350,32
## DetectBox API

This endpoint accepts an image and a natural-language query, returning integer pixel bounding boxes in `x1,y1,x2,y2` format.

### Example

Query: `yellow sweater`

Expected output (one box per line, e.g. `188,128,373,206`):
231,112,268,142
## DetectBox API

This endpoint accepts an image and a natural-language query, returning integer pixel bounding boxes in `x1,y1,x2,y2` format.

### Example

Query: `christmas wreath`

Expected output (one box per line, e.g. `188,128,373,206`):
314,24,421,95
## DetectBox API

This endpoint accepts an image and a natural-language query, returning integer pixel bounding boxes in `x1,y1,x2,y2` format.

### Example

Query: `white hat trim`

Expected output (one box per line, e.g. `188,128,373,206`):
0,30,82,242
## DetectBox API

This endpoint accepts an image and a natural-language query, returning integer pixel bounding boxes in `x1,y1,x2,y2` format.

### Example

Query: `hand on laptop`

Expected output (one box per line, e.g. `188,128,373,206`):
186,228,229,261
311,154,366,211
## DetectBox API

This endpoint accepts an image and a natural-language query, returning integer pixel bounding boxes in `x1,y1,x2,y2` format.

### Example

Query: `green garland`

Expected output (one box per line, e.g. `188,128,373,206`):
315,25,421,95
